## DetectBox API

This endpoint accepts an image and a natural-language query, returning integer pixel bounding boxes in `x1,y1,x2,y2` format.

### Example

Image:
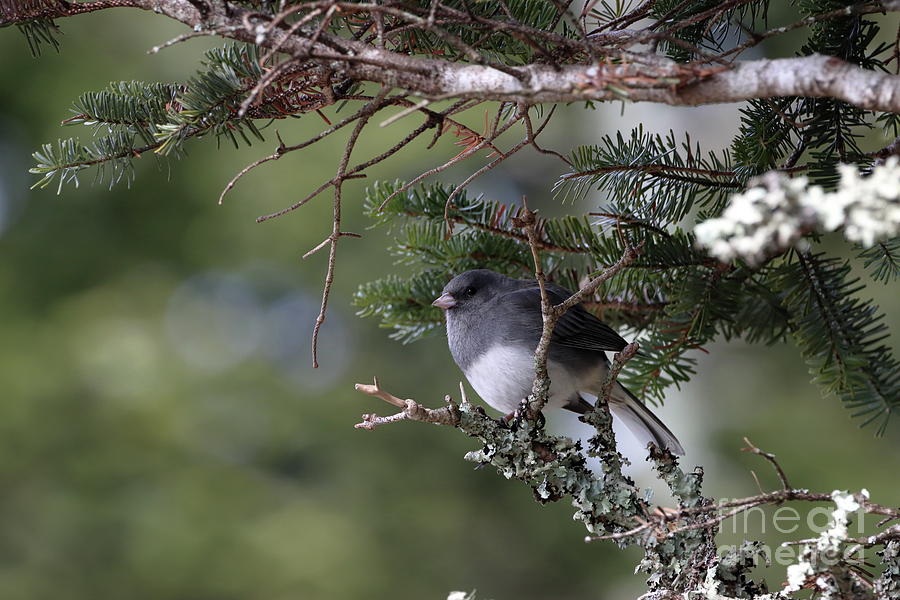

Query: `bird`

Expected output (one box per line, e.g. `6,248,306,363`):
432,269,684,455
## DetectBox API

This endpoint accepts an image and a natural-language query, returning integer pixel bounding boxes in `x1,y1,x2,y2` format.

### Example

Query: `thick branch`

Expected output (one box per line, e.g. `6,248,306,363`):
64,0,900,112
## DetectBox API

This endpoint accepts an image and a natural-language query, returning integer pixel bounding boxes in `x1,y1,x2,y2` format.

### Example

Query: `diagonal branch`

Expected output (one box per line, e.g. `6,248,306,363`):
598,342,640,405
742,436,792,490
513,203,642,417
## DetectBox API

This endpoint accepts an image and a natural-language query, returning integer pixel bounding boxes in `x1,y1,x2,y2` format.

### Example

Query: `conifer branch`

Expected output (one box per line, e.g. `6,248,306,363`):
788,252,900,432
12,0,900,112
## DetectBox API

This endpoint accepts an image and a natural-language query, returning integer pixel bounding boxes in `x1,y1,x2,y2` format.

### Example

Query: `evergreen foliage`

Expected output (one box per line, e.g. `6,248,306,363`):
556,128,739,219
8,0,900,431
794,2,886,186
29,44,309,191
860,239,900,284
15,18,60,55
648,0,771,62
775,253,900,433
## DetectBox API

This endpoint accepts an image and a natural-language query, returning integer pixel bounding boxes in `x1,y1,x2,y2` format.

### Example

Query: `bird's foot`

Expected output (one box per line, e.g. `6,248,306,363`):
507,404,545,432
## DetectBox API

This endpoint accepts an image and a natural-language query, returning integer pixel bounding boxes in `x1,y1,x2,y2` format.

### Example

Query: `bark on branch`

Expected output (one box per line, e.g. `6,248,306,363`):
354,377,461,428
42,0,900,113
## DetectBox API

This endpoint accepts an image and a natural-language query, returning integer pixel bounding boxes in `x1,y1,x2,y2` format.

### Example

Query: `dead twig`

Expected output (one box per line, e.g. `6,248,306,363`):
522,104,570,166
742,436,792,491
376,107,521,212
311,86,390,368
148,25,242,53
219,97,376,205
354,377,461,428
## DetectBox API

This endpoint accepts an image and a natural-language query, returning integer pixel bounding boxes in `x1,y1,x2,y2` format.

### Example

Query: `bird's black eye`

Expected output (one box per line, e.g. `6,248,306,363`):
464,286,476,297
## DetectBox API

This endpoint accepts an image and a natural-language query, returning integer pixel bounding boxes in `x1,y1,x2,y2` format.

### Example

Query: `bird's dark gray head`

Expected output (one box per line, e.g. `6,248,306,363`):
432,269,514,311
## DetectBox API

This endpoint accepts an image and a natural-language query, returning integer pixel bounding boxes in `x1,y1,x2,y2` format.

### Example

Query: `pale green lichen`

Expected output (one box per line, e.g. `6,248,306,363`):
449,397,893,599
713,542,771,599
874,540,900,599
455,395,720,593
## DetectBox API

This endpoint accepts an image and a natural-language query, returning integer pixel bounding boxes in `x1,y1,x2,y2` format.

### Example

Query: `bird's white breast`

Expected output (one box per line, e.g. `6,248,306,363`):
463,345,584,414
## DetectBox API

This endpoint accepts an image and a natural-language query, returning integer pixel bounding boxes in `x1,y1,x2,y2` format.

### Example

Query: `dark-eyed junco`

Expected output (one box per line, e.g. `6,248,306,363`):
433,269,684,455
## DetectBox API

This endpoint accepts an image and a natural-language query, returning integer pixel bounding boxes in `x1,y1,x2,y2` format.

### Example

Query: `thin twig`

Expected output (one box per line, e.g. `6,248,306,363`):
255,100,459,219
376,108,521,212
219,98,380,205
598,342,640,405
310,87,390,368
555,243,642,314
379,98,431,127
585,521,651,543
302,231,361,258
148,25,241,53
742,436,792,490
512,201,555,417
522,105,570,166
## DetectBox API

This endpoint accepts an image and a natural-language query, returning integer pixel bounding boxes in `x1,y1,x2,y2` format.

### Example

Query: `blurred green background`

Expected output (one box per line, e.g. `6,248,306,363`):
1,9,898,600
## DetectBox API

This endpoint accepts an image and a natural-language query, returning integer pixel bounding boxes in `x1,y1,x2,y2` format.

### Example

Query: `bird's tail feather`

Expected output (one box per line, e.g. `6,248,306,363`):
607,383,685,455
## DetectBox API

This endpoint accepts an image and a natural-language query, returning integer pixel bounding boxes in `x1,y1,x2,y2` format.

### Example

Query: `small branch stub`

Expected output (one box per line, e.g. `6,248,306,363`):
598,342,640,405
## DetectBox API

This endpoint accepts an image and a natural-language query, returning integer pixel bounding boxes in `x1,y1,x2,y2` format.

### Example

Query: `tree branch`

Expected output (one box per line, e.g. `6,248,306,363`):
354,377,461,428
40,0,900,113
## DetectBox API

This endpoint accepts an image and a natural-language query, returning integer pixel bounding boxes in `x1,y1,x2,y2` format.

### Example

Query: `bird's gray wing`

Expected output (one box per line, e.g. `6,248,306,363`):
502,285,629,353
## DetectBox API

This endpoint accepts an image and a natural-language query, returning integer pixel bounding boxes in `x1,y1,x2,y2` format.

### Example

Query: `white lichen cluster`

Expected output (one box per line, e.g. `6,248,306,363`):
696,567,785,600
784,490,868,598
695,158,900,266
698,563,727,599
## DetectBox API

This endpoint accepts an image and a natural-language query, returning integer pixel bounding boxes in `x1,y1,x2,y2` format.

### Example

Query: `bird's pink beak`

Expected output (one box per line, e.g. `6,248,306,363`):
432,292,456,309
